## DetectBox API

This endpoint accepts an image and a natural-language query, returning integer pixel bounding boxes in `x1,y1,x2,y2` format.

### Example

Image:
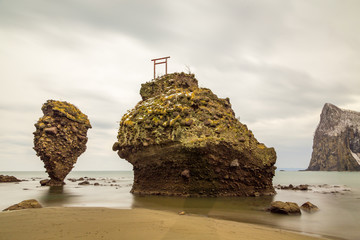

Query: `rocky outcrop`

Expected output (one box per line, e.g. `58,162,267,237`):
269,201,301,215
307,103,360,171
0,175,21,182
113,73,276,197
33,100,91,186
3,199,42,211
275,184,309,191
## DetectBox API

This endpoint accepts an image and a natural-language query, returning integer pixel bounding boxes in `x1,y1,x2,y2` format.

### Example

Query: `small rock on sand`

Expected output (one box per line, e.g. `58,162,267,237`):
3,199,42,211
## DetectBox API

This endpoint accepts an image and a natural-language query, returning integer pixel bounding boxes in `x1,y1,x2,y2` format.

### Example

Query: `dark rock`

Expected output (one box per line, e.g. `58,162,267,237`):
269,201,301,215
40,179,50,186
301,201,319,212
3,199,42,211
78,181,90,185
33,100,91,186
275,184,309,191
0,175,21,182
297,184,309,191
94,182,100,186
307,103,360,171
40,179,64,186
113,73,276,197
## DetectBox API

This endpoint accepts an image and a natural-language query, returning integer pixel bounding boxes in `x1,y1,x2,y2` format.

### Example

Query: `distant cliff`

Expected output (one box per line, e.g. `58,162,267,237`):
307,103,360,171
113,72,276,197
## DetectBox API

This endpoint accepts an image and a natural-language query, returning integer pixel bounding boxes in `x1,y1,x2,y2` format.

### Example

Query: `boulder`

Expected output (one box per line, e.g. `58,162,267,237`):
33,100,91,186
113,72,277,197
301,201,319,212
0,175,21,183
307,103,360,171
3,199,42,211
269,201,301,215
78,181,90,185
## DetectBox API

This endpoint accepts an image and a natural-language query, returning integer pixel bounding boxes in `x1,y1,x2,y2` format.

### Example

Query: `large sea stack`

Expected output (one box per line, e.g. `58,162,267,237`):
307,103,360,171
33,100,92,186
113,73,276,197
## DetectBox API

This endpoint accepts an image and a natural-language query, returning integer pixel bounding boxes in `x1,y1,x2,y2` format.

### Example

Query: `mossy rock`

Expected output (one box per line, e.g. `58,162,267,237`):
34,100,91,185
113,73,276,197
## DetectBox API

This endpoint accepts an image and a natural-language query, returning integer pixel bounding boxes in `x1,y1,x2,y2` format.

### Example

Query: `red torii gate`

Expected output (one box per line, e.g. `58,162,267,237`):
151,56,170,79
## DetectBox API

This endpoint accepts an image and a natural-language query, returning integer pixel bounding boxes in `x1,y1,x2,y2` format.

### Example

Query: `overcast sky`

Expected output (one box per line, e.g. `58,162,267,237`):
1,0,359,171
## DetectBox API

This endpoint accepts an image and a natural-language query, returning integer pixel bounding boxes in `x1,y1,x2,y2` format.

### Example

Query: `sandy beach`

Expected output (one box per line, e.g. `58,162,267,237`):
0,207,326,240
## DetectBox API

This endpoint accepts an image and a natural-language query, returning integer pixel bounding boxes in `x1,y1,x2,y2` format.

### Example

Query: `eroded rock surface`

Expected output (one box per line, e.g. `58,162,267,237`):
33,100,91,186
308,103,360,171
113,73,276,197
3,199,42,211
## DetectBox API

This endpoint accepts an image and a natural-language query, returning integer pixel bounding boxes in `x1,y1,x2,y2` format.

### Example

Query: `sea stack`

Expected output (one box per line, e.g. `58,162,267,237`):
113,73,276,197
33,100,92,186
307,103,360,171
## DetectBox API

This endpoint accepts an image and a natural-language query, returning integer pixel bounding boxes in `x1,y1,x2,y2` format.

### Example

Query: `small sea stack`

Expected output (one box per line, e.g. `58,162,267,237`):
113,72,276,197
33,100,91,186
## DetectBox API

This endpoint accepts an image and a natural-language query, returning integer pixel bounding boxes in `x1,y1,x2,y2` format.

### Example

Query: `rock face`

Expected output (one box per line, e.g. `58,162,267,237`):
269,201,301,215
307,103,360,171
113,73,276,197
0,175,21,182
33,100,91,186
3,199,42,211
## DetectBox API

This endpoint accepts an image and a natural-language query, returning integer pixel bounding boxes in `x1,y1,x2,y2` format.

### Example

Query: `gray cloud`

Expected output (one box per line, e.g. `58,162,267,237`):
0,0,359,170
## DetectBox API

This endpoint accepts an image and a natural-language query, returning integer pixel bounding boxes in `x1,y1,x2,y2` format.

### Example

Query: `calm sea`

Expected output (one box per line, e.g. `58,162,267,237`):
0,170,359,240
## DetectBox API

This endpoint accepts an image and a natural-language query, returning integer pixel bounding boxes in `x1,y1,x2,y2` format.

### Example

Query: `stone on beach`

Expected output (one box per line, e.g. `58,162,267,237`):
3,199,42,211
269,201,301,215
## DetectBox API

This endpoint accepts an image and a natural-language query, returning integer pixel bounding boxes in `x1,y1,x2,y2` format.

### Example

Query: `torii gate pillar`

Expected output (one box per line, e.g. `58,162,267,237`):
151,56,170,79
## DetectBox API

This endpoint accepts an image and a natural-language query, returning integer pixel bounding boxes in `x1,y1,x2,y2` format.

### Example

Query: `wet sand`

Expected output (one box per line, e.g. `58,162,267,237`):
0,207,327,240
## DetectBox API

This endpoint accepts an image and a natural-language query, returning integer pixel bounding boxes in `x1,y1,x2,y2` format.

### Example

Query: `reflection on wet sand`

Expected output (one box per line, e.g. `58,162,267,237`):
40,186,75,206
132,194,274,217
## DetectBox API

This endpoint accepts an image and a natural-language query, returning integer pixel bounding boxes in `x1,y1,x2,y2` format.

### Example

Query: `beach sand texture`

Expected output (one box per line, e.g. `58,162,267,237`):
0,207,326,240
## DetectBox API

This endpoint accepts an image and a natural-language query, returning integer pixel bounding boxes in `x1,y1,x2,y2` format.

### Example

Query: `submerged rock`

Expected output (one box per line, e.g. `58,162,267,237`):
113,73,276,197
3,199,42,211
33,100,91,186
301,201,319,212
307,103,360,171
0,175,21,183
275,184,309,191
269,201,301,215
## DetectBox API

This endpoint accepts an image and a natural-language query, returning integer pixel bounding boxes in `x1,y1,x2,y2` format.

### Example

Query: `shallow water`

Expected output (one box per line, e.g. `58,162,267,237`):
0,171,359,240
